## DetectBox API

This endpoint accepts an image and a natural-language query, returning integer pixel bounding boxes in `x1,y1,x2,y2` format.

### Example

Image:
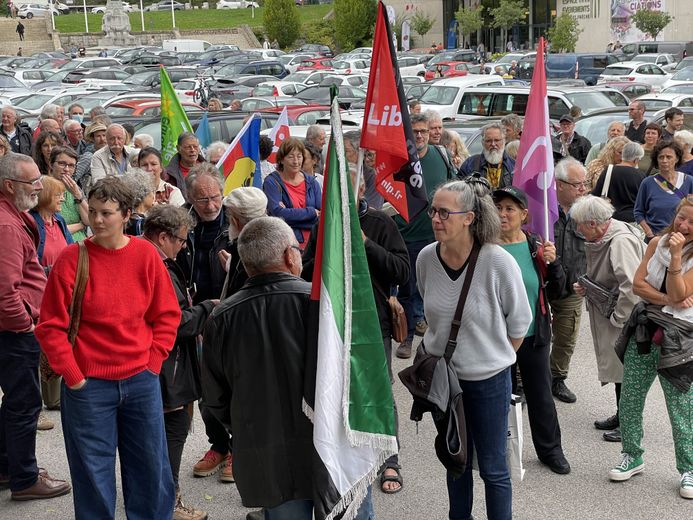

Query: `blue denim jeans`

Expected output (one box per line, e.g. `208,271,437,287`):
263,486,374,520
399,239,431,341
0,331,41,491
448,368,512,520
61,370,175,520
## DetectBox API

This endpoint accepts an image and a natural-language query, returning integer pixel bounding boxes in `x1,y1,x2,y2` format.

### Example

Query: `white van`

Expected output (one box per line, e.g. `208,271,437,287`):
162,39,211,53
418,76,507,120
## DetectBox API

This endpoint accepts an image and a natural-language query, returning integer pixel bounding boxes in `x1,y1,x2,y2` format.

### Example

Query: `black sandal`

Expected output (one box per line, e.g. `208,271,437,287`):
380,467,403,494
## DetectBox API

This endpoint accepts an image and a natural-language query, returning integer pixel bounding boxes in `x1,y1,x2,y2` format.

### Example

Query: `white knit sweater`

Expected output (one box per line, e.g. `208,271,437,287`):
417,242,532,381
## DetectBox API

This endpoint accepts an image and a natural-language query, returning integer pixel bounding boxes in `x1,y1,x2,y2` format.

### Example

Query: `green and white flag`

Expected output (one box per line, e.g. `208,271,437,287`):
160,66,193,166
306,89,397,520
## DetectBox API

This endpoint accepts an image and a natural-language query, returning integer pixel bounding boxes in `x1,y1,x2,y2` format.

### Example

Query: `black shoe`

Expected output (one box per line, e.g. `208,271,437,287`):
396,339,413,359
603,428,622,443
246,511,264,520
594,414,619,431
552,379,577,403
539,454,571,475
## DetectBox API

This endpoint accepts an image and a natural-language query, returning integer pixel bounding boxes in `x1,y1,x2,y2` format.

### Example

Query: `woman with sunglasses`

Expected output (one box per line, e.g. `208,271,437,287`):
48,146,89,242
417,179,532,520
635,140,693,242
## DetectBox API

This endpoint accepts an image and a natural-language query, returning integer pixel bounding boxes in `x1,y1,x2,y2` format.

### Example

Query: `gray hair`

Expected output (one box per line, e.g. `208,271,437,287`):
343,130,360,151
554,156,585,182
206,141,227,160
500,114,523,134
107,123,125,137
177,131,198,147
238,216,295,275
569,195,614,224
306,125,325,141
424,109,442,124
621,141,644,163
410,112,430,126
608,120,626,133
68,103,84,114
0,153,35,184
435,180,500,245
481,121,506,141
505,139,520,160
143,204,195,239
121,168,154,209
674,130,693,152
40,104,60,121
2,106,16,117
134,133,154,149
185,162,223,197
63,119,81,132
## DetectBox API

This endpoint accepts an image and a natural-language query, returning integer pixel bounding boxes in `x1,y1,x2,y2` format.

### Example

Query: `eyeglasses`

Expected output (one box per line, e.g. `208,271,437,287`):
193,195,222,205
169,233,187,245
559,179,590,189
413,129,429,135
483,139,504,145
427,207,469,220
7,176,42,187
55,161,76,170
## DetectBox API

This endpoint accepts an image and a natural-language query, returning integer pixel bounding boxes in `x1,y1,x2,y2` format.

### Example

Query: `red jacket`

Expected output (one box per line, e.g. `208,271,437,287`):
0,192,46,332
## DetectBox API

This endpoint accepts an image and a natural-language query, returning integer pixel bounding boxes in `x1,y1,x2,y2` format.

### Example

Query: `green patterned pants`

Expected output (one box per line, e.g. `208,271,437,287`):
619,339,693,474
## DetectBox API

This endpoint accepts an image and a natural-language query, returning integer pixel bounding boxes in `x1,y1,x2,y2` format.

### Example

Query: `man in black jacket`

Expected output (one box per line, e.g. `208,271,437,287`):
202,217,316,517
552,114,592,165
1,107,32,156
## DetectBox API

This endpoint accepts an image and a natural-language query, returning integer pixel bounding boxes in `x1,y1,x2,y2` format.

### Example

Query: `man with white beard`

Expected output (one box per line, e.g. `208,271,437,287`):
459,122,515,188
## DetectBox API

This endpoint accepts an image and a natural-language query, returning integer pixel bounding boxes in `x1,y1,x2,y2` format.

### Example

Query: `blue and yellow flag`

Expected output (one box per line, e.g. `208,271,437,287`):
216,114,262,195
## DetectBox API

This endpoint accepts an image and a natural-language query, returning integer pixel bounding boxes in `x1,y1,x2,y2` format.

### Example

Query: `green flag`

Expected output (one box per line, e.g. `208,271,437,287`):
160,66,193,166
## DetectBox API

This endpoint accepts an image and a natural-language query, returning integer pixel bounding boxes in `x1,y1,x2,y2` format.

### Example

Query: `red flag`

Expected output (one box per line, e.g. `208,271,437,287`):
512,37,558,241
360,1,427,222
267,106,290,165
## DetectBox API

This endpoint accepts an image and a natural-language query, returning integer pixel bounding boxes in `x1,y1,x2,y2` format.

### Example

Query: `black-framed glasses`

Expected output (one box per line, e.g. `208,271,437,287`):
7,176,42,187
427,207,469,220
169,234,187,245
193,195,222,205
55,160,76,170
559,179,590,189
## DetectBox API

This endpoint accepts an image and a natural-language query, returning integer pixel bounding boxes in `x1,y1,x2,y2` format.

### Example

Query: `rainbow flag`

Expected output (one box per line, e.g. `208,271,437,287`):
216,114,262,195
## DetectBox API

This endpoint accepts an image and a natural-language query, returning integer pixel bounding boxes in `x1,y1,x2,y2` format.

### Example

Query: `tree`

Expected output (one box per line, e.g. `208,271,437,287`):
490,0,526,51
631,9,673,41
334,0,378,52
455,5,484,49
263,0,302,49
547,12,583,53
410,9,435,47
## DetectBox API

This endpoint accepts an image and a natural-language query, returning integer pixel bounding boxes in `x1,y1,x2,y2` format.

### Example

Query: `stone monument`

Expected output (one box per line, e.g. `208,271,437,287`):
98,0,137,48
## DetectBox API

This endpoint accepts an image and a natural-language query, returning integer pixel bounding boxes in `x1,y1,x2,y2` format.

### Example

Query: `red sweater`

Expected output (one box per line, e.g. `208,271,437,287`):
35,237,182,387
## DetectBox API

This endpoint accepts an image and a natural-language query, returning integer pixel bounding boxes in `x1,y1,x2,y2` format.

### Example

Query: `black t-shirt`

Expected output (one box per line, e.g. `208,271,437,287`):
591,164,646,222
625,119,647,144
436,243,470,281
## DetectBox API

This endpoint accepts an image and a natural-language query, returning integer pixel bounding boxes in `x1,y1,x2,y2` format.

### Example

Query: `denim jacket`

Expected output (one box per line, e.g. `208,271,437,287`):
29,210,74,267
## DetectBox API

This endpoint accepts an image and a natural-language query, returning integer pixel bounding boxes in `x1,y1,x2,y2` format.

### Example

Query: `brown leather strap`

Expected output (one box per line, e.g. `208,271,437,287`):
444,242,481,363
67,242,89,346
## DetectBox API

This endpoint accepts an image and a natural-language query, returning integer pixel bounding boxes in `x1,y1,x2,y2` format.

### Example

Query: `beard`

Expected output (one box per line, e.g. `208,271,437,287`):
483,148,504,165
15,190,38,212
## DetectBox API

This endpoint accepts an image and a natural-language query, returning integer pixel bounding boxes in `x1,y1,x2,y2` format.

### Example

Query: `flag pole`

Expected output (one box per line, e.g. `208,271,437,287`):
355,148,365,194
543,170,549,242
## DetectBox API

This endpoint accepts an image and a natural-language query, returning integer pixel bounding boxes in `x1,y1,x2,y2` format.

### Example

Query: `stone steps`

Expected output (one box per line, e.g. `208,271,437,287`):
0,17,55,55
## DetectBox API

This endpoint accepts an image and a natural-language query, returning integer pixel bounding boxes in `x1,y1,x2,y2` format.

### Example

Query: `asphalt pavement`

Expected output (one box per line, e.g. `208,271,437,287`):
2,315,691,519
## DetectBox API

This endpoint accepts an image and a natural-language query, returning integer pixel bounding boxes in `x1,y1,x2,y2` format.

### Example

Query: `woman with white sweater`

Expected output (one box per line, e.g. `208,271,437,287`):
417,179,532,520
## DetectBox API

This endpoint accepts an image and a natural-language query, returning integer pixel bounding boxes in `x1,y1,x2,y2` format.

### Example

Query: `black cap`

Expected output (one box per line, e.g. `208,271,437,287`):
493,186,528,209
559,114,574,123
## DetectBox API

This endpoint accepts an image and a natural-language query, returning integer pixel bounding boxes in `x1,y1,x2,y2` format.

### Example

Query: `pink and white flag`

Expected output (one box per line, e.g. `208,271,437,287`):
267,106,290,165
512,37,558,241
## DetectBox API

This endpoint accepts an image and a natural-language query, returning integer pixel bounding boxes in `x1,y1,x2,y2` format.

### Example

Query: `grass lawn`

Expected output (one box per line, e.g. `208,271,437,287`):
54,5,332,33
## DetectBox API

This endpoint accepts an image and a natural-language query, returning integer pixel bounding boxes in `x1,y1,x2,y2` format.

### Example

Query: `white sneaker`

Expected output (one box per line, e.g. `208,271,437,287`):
681,471,693,499
608,453,644,482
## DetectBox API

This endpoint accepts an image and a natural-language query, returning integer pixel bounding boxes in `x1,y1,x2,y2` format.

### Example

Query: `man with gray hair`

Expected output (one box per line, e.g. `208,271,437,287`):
305,124,326,173
90,124,138,182
39,104,62,127
425,109,443,145
585,120,626,165
1,106,32,155
63,119,88,157
459,121,515,188
0,154,71,500
549,157,588,405
164,132,204,202
501,113,523,142
201,216,316,518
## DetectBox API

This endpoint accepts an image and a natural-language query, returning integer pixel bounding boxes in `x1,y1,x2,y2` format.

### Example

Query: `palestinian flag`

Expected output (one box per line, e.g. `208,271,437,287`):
306,89,397,520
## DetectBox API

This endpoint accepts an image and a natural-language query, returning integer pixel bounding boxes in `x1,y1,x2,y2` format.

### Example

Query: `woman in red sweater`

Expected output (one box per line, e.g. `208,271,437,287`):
35,177,182,519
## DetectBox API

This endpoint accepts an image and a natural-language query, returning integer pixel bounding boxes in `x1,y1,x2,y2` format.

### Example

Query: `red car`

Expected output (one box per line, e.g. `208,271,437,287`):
106,100,202,117
297,57,335,71
258,104,331,126
424,61,470,81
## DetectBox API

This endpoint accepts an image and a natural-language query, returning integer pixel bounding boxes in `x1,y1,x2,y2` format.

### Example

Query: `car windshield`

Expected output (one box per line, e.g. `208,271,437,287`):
663,85,693,94
419,86,459,105
0,75,26,88
14,93,53,110
634,55,656,63
672,68,693,81
640,99,673,110
79,93,118,110
105,106,135,116
496,54,523,64
278,56,292,66
602,67,634,75
546,56,577,71
675,60,693,70
124,72,156,85
332,61,349,69
564,92,621,112
285,71,310,83
574,114,629,145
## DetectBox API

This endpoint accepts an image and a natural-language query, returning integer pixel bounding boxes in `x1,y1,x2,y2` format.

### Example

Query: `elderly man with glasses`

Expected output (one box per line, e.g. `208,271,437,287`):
459,121,515,189
63,119,88,157
1,106,32,156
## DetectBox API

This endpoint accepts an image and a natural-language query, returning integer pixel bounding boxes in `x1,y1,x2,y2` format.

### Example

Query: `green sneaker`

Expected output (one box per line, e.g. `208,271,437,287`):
681,471,693,499
609,454,644,482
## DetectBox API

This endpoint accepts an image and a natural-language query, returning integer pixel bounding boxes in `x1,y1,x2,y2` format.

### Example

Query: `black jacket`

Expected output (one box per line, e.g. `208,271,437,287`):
552,205,587,300
302,199,411,338
2,123,32,156
526,233,566,347
202,272,315,508
552,131,592,164
176,209,232,304
220,238,249,300
160,258,214,409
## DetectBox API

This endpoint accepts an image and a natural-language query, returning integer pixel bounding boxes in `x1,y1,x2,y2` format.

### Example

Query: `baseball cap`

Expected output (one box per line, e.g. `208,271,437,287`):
493,186,528,209
559,114,574,123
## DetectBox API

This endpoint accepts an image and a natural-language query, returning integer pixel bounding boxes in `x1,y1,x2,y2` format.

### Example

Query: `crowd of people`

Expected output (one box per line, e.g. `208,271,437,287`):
0,90,691,520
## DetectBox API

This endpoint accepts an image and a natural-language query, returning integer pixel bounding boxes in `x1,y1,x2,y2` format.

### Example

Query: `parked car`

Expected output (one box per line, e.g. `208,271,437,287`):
216,0,259,8
397,55,427,77
11,68,53,86
544,53,621,86
18,4,60,18
294,44,333,58
633,53,678,72
278,54,313,74
239,96,306,111
252,81,307,97
661,67,693,91
331,58,370,75
620,40,692,62
106,100,202,117
297,57,335,71
424,61,470,81
598,62,671,88
599,81,653,100
92,3,135,13
415,75,507,119
145,0,185,11
634,93,693,111
674,57,693,71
